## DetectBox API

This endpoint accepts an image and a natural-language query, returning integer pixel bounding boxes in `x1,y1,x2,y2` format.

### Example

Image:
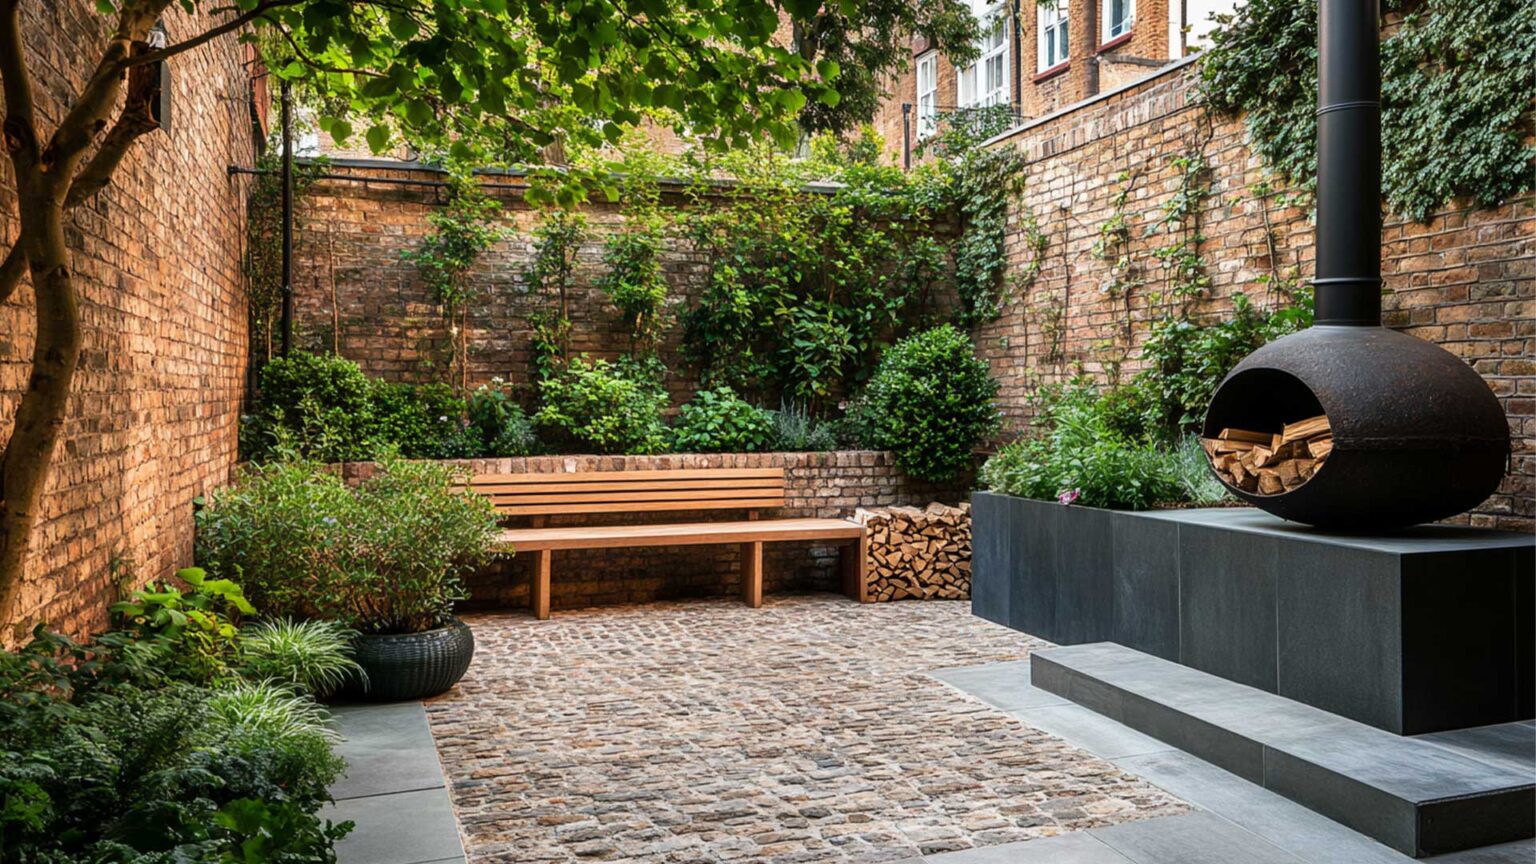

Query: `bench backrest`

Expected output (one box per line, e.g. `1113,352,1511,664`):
467,467,787,517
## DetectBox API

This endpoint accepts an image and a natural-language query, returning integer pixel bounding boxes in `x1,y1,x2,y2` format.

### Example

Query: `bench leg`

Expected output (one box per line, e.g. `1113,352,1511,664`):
840,533,870,603
741,541,763,608
532,549,551,620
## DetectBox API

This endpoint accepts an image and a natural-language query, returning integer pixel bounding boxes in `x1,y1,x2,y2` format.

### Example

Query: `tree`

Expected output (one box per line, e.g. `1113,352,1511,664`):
0,0,970,628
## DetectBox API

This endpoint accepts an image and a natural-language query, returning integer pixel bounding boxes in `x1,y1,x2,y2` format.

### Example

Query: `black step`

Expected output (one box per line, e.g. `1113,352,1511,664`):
1031,643,1534,858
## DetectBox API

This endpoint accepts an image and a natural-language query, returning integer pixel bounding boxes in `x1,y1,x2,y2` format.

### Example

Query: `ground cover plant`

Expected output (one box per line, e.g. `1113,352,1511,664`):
0,570,351,862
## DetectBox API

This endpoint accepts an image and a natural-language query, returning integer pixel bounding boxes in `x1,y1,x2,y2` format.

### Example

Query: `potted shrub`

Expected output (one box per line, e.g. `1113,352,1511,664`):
196,456,501,701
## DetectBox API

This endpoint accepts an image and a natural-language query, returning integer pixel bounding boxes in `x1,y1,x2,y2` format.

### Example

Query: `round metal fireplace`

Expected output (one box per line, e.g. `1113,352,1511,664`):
1203,326,1510,530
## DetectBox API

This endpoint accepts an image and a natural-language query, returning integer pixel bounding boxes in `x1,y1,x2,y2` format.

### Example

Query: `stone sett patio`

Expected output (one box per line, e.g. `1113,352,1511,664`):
424,595,1186,863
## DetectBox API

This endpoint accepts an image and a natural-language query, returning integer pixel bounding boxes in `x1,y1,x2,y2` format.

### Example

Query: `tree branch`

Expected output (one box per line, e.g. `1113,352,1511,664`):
0,237,25,305
125,1,302,68
0,0,40,168
273,24,386,77
64,57,162,209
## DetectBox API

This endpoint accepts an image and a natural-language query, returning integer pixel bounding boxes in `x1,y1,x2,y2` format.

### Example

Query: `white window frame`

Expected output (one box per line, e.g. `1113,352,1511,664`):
957,5,1010,109
1037,1,1070,71
916,52,938,138
1102,0,1135,43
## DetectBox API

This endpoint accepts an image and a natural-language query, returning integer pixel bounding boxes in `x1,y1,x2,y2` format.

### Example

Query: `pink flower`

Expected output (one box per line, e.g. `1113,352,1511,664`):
1058,489,1081,506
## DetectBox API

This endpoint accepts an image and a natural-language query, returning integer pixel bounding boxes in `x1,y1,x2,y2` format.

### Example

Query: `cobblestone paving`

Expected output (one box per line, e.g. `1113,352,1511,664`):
425,595,1186,863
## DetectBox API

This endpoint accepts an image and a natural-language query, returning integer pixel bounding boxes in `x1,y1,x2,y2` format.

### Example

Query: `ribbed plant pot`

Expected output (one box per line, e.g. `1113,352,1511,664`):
350,618,475,702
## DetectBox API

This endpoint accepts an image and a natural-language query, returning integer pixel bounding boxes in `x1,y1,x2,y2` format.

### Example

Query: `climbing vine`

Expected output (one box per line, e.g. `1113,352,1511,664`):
402,170,506,393
1089,170,1142,337
1200,0,1536,221
244,150,326,364
597,175,669,354
527,210,588,378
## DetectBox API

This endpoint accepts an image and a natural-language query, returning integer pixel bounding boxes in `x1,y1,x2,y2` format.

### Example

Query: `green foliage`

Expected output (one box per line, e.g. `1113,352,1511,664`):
1135,290,1313,435
1201,0,1535,221
849,325,1000,483
243,352,377,462
0,619,349,863
238,619,364,698
369,379,481,459
467,379,539,457
109,567,256,684
402,169,505,390
670,386,775,453
528,210,588,375
533,356,669,454
979,380,1183,510
195,457,499,634
598,176,670,351
768,401,839,452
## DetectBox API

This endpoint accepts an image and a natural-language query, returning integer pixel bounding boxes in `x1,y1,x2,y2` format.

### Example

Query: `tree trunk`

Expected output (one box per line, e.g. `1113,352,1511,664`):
0,201,81,631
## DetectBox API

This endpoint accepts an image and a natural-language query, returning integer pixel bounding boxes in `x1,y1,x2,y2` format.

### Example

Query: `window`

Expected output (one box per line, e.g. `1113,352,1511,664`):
1037,1,1069,71
1102,0,1134,42
916,52,938,137
958,12,1010,108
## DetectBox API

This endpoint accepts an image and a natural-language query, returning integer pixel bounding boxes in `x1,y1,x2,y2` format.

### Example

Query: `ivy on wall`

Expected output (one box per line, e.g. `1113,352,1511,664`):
1200,0,1536,221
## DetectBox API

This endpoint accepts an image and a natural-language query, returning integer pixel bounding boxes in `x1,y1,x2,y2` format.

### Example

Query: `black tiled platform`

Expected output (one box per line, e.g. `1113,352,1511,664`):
971,493,1535,734
1032,643,1535,858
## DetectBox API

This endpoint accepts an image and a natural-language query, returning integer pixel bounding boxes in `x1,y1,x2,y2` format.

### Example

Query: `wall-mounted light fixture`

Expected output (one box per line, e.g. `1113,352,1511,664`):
147,21,172,133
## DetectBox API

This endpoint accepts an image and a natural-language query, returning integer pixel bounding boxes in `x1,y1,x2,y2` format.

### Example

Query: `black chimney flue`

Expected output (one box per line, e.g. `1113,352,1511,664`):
1314,0,1382,326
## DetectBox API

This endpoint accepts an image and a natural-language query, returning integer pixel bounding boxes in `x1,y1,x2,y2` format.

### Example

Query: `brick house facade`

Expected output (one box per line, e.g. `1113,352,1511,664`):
871,0,1238,165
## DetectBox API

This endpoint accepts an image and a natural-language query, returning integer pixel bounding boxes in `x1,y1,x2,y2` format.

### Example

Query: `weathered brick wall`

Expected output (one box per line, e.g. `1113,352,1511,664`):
0,4,255,634
977,58,1534,529
339,452,970,613
289,167,719,406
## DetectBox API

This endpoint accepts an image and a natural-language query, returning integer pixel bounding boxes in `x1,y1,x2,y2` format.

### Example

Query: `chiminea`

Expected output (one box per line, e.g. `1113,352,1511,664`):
1200,0,1510,530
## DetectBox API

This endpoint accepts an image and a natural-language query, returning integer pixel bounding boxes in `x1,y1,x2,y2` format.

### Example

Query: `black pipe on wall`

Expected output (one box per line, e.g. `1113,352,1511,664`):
1313,0,1382,326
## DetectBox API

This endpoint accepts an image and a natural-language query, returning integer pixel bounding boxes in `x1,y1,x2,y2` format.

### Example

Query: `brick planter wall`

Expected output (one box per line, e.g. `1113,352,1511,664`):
0,4,254,635
339,452,970,614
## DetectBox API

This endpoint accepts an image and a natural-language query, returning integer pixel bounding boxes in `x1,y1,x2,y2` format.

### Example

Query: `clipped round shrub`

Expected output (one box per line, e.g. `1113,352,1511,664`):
671,386,775,453
370,380,480,459
850,325,999,483
533,356,669,454
242,352,376,462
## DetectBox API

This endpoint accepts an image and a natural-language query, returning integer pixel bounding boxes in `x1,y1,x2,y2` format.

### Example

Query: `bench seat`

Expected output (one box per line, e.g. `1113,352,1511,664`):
494,517,863,551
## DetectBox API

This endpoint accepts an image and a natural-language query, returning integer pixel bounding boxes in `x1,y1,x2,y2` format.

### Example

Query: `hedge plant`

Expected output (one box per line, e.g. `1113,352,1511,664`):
670,386,775,453
849,325,999,483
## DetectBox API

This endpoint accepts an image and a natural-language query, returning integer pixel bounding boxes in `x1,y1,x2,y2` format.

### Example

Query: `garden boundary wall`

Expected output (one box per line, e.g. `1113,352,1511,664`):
976,58,1533,530
0,2,256,636
338,451,969,613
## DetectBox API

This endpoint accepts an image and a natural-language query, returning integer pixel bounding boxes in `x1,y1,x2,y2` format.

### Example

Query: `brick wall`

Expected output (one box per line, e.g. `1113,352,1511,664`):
976,58,1534,529
289,166,722,406
0,3,255,634
338,452,970,613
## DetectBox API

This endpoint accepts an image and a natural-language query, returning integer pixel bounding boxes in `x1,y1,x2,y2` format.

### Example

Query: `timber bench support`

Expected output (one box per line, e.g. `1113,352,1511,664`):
467,468,868,619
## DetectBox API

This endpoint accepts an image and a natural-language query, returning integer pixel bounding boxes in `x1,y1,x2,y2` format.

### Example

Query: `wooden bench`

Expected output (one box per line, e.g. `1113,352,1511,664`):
468,467,868,619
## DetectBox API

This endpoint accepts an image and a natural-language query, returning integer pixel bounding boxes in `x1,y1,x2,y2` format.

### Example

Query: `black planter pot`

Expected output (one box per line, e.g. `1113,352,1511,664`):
350,618,475,702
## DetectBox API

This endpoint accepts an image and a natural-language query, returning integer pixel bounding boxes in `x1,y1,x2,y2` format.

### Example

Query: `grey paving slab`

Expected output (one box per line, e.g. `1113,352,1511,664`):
1011,704,1173,760
1417,723,1536,777
927,660,1071,711
1090,811,1307,864
924,830,1131,863
1115,751,1416,864
323,786,465,864
329,702,447,801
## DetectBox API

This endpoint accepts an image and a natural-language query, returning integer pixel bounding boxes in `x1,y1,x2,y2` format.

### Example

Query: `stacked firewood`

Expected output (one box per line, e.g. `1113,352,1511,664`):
1202,415,1333,495
855,503,972,601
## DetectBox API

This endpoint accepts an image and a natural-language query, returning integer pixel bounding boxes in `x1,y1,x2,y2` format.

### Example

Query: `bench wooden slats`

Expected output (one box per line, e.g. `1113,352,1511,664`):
467,466,865,619
494,517,864,551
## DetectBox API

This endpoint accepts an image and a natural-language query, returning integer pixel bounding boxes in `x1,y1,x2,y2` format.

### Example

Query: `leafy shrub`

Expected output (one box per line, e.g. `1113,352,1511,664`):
979,380,1182,511
534,356,669,454
242,352,376,462
196,457,499,634
671,386,775,453
0,621,349,863
849,325,999,483
467,379,539,456
109,566,256,684
239,619,364,697
768,401,839,452
370,379,481,459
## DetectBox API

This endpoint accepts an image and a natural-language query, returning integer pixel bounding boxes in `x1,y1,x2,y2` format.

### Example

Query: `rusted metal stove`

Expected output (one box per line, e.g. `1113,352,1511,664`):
1201,0,1510,530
